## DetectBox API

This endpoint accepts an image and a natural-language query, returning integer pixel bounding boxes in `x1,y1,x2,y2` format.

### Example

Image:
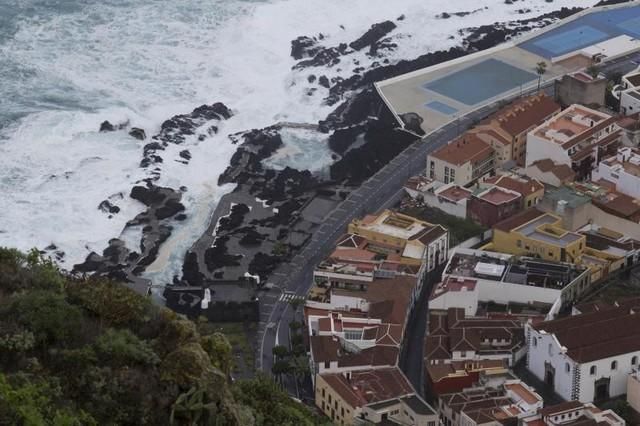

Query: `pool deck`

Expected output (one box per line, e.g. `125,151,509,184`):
376,1,640,135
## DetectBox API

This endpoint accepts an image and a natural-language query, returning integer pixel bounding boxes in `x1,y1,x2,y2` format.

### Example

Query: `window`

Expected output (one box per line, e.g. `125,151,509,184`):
532,337,537,347
322,388,325,398
565,363,571,373
460,351,467,357
632,356,638,366
517,240,522,248
611,360,618,370
548,344,553,356
590,365,597,376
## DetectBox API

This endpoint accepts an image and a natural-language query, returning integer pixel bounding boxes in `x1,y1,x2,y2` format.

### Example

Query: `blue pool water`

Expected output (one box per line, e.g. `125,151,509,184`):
521,5,640,59
423,59,537,106
532,25,608,56
425,100,458,115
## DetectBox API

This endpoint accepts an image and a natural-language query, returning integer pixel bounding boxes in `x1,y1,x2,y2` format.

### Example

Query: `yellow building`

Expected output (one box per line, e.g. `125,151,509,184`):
483,174,545,209
491,209,586,264
315,368,437,426
348,210,448,272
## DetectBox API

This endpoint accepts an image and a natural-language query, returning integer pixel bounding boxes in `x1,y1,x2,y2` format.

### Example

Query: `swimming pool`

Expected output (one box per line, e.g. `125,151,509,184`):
423,59,537,106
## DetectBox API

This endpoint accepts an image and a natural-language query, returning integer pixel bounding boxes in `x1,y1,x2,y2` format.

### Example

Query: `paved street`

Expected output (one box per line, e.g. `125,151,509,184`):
256,52,640,395
398,264,445,398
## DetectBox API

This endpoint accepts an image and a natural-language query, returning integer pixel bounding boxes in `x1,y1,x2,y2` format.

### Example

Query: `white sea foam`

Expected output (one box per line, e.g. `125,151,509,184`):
0,0,600,282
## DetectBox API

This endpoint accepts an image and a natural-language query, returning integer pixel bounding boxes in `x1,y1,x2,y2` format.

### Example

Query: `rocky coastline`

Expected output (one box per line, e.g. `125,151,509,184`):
73,5,596,296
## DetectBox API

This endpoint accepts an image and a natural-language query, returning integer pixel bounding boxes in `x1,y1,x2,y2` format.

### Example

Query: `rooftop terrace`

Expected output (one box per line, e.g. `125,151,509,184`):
444,248,584,290
532,104,611,146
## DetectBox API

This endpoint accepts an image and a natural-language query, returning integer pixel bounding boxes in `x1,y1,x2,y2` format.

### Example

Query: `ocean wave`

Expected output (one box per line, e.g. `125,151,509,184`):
0,0,599,279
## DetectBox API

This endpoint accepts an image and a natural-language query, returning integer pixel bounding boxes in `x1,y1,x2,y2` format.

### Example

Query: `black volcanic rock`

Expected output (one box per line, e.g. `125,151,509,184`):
218,203,250,232
318,76,330,88
399,113,425,136
349,21,396,51
139,103,232,174
130,185,166,206
328,125,366,154
218,126,283,185
73,252,105,273
129,127,146,140
98,200,120,215
99,120,115,132
155,199,185,220
291,36,321,60
293,43,350,69
157,103,232,145
179,150,191,160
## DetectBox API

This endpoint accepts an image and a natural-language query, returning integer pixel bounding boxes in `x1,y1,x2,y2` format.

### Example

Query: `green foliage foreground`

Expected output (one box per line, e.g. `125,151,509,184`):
0,248,324,426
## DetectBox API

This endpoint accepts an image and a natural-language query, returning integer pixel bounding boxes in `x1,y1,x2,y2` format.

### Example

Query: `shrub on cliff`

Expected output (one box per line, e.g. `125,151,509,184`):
0,247,324,425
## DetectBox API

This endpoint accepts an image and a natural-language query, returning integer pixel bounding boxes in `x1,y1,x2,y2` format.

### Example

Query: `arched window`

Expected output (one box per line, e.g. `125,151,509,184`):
565,363,571,373
632,356,638,366
590,365,597,375
611,360,618,370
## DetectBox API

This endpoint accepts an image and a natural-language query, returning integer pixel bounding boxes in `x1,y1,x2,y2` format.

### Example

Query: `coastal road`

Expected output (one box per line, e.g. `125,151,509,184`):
257,99,508,377
257,52,640,387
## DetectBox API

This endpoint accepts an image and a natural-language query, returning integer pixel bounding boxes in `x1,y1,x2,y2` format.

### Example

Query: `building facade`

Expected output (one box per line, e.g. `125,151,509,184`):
527,303,640,403
526,104,620,181
467,186,522,228
427,134,495,186
593,146,640,199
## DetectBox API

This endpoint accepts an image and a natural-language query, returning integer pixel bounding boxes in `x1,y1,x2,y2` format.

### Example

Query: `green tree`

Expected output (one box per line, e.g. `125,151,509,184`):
586,64,600,79
0,373,95,426
290,355,310,384
170,386,219,426
201,332,234,377
289,320,302,333
10,290,83,348
536,61,547,91
272,345,289,360
271,359,291,383
94,328,159,367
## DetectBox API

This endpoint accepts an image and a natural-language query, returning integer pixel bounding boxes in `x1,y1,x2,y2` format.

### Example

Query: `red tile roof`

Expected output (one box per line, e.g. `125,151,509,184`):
532,304,640,362
492,208,545,232
320,368,414,408
490,93,561,137
430,133,494,166
484,175,544,197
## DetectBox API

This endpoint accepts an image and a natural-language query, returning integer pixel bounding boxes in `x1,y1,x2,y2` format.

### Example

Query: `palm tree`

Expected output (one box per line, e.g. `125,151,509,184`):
536,61,547,91
272,345,289,360
586,65,600,79
170,386,218,425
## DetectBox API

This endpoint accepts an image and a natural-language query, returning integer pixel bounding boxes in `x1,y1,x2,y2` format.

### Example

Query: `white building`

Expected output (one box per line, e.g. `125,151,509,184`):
427,133,495,186
526,104,620,181
438,380,543,426
526,303,640,403
430,248,591,318
522,401,625,426
593,147,640,199
617,67,640,116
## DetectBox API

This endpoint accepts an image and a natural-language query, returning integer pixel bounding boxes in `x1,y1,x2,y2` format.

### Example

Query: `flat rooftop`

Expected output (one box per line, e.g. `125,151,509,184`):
438,185,473,203
445,249,584,290
532,104,611,146
376,2,640,134
476,186,520,205
515,214,583,247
